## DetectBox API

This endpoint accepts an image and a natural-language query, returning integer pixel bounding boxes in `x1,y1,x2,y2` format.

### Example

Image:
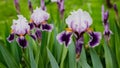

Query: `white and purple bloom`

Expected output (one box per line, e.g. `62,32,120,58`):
7,15,30,48
29,7,53,40
56,9,101,60
102,5,112,41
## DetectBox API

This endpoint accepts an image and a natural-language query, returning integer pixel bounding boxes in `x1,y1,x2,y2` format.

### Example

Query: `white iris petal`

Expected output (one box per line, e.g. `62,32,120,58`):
66,9,92,34
31,7,50,25
11,15,30,35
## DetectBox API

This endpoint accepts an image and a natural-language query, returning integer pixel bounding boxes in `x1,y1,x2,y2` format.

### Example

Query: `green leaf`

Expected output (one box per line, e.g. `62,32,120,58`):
47,48,59,68
0,43,19,68
79,47,91,68
90,48,103,68
0,62,6,68
28,45,37,68
103,41,113,68
114,23,120,68
68,42,76,68
60,45,68,68
11,42,20,65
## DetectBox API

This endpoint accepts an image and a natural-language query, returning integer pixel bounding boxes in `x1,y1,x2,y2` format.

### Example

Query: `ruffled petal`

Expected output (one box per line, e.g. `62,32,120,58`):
35,28,42,39
7,33,15,43
88,32,101,47
103,22,112,41
56,31,72,47
30,34,36,40
76,36,84,54
104,29,112,41
29,23,34,30
42,24,53,32
75,36,84,61
16,36,28,48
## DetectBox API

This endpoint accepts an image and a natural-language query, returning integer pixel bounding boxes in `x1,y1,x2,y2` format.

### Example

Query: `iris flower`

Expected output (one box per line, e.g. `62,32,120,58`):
113,4,118,14
14,0,20,14
7,15,31,48
57,0,64,18
102,5,112,41
29,7,53,40
56,9,101,60
51,0,64,18
28,0,33,13
41,0,46,11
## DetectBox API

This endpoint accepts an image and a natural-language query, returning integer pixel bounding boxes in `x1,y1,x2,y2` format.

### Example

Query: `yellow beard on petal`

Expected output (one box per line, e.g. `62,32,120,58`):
86,28,93,33
30,19,33,23
41,20,47,25
11,30,14,33
65,28,73,33
20,34,23,37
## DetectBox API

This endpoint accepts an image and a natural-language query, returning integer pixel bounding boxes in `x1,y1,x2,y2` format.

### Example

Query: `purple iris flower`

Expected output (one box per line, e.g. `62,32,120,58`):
113,4,119,19
41,0,46,11
7,15,31,48
28,0,33,13
102,5,112,41
51,0,64,18
14,0,20,14
56,9,102,60
113,4,118,13
29,7,53,41
57,0,64,18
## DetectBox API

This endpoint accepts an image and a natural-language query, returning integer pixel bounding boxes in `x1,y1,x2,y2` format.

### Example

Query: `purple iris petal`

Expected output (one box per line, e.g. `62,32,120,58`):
102,5,109,24
42,24,53,32
28,0,33,13
41,0,46,11
102,5,112,41
17,36,28,48
29,23,34,30
76,36,83,55
14,0,20,14
75,36,83,62
35,28,42,39
7,33,15,43
113,4,118,13
30,34,36,40
104,23,112,40
56,31,72,47
57,0,64,18
88,32,101,47
104,11,109,24
113,4,119,16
